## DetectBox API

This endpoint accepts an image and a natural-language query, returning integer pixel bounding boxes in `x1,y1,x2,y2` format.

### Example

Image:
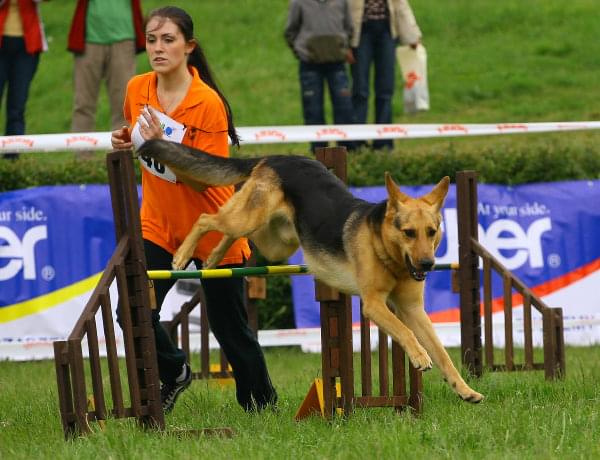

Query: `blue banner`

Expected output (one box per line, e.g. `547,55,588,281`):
0,185,114,327
291,180,600,328
2,179,600,359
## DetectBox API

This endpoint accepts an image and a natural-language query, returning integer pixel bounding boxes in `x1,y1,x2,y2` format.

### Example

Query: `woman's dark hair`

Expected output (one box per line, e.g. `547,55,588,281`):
145,6,240,146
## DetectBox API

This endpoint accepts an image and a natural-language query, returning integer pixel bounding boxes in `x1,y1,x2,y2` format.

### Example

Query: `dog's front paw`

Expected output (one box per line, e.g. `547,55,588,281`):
408,347,433,372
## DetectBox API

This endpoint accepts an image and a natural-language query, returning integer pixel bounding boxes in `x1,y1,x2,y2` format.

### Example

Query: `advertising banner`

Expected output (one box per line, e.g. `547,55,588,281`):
0,185,115,357
2,180,600,359
291,180,600,346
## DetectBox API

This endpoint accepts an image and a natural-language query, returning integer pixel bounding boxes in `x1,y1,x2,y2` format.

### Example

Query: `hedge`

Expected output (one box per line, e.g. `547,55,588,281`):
2,134,600,192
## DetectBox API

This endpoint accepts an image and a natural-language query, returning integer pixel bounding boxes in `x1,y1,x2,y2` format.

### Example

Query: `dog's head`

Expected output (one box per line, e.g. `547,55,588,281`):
382,173,450,282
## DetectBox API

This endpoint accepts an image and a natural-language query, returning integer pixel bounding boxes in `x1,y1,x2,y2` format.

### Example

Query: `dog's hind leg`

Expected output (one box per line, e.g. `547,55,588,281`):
172,213,221,270
390,294,484,403
204,235,236,269
172,169,286,270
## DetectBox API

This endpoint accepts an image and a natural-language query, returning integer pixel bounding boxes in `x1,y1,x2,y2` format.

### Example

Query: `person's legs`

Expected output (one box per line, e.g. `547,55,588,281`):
106,40,136,130
351,24,375,125
4,37,39,137
71,43,106,132
372,21,396,150
201,269,277,411
0,37,16,159
326,62,355,151
144,240,188,383
0,39,9,106
299,61,327,152
116,239,187,384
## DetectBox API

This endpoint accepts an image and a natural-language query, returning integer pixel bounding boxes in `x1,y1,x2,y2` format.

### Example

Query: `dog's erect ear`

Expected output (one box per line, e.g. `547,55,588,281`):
385,172,411,207
421,176,450,212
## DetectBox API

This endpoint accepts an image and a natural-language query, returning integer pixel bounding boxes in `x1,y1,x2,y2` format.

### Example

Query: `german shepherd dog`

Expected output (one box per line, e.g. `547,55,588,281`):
138,139,483,403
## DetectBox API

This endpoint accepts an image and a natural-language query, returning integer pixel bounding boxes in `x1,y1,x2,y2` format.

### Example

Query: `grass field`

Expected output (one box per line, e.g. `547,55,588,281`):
1,346,600,459
2,1,600,458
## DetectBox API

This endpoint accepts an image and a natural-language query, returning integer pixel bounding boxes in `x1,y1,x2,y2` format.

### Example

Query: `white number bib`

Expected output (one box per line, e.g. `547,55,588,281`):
132,107,186,183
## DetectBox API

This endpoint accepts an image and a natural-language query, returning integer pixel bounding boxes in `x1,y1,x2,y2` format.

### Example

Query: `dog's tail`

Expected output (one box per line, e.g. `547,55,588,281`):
137,139,260,186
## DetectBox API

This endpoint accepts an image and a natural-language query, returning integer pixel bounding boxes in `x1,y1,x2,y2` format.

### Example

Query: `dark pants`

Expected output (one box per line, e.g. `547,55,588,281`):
351,19,396,150
117,240,277,411
299,60,355,153
0,36,39,136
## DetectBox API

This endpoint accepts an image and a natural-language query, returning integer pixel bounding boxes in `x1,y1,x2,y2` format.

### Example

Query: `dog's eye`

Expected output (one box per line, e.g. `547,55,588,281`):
403,229,416,238
427,228,437,238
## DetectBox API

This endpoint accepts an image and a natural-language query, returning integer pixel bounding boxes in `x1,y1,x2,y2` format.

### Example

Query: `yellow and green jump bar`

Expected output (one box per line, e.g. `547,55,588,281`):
147,263,458,280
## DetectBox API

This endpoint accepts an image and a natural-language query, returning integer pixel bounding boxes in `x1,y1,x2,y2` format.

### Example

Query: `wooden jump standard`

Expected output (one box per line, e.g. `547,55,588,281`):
53,151,164,438
456,171,565,379
52,149,565,438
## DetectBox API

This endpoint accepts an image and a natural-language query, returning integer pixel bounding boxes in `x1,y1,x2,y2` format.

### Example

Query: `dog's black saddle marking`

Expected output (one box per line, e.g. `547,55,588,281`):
264,156,373,256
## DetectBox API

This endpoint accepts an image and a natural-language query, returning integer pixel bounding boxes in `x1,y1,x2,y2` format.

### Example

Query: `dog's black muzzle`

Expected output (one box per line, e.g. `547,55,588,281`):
405,255,434,282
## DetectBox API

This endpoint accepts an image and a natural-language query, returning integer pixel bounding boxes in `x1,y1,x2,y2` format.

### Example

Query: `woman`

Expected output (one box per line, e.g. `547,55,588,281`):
0,0,48,159
349,0,421,150
111,6,277,414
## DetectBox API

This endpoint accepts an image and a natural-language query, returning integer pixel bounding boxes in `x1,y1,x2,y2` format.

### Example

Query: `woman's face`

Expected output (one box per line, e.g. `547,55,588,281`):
145,17,195,75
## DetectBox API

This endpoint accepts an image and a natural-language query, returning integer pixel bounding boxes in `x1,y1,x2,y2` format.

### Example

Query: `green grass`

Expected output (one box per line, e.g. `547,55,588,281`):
1,347,600,458
4,0,600,157
2,2,600,457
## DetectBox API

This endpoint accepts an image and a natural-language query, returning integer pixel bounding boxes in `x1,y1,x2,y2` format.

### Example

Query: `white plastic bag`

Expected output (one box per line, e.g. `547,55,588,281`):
396,43,430,113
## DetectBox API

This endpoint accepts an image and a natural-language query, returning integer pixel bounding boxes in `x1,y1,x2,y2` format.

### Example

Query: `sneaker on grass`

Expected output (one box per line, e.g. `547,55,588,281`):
161,363,192,414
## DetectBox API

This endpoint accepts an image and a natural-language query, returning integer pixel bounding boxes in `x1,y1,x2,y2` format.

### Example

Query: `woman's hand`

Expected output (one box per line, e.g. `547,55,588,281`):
137,106,164,141
111,126,132,150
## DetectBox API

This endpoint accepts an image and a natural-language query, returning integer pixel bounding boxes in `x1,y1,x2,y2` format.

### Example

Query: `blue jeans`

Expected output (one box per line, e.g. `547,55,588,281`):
299,61,355,152
351,19,396,149
0,36,40,136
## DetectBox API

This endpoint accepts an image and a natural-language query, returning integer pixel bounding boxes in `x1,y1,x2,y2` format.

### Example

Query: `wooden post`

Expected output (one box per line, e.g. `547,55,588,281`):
106,150,164,430
455,171,483,377
314,147,354,417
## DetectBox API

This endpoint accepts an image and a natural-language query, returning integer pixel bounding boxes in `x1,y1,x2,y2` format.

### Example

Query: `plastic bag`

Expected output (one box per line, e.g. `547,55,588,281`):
396,43,430,114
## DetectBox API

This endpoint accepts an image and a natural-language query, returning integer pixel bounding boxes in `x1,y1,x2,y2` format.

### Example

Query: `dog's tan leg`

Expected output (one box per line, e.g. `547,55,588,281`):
391,293,484,403
204,235,236,269
361,291,433,371
173,170,287,270
172,213,218,269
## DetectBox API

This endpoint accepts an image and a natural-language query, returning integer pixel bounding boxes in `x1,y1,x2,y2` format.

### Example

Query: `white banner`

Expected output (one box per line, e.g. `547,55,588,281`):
1,121,599,152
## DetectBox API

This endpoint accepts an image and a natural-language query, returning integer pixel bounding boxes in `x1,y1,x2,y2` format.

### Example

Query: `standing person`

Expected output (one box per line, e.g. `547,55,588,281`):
350,0,421,150
111,6,278,414
0,0,48,160
284,0,355,153
68,0,144,136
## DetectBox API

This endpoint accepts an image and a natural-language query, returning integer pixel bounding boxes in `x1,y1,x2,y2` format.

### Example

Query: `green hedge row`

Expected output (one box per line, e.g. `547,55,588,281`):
2,135,599,192
345,136,600,186
2,136,599,329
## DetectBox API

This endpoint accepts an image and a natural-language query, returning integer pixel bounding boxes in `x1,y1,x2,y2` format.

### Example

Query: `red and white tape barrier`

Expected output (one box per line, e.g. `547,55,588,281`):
1,121,599,153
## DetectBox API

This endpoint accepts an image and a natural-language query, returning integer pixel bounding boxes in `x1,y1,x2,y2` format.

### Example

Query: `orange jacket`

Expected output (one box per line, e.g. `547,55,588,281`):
123,67,250,265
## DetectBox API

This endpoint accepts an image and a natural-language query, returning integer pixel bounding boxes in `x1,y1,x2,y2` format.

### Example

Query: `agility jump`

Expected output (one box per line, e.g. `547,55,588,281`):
52,147,565,438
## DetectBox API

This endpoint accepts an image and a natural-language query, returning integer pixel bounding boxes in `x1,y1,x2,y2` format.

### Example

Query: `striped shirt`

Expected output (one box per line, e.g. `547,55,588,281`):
363,0,388,21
